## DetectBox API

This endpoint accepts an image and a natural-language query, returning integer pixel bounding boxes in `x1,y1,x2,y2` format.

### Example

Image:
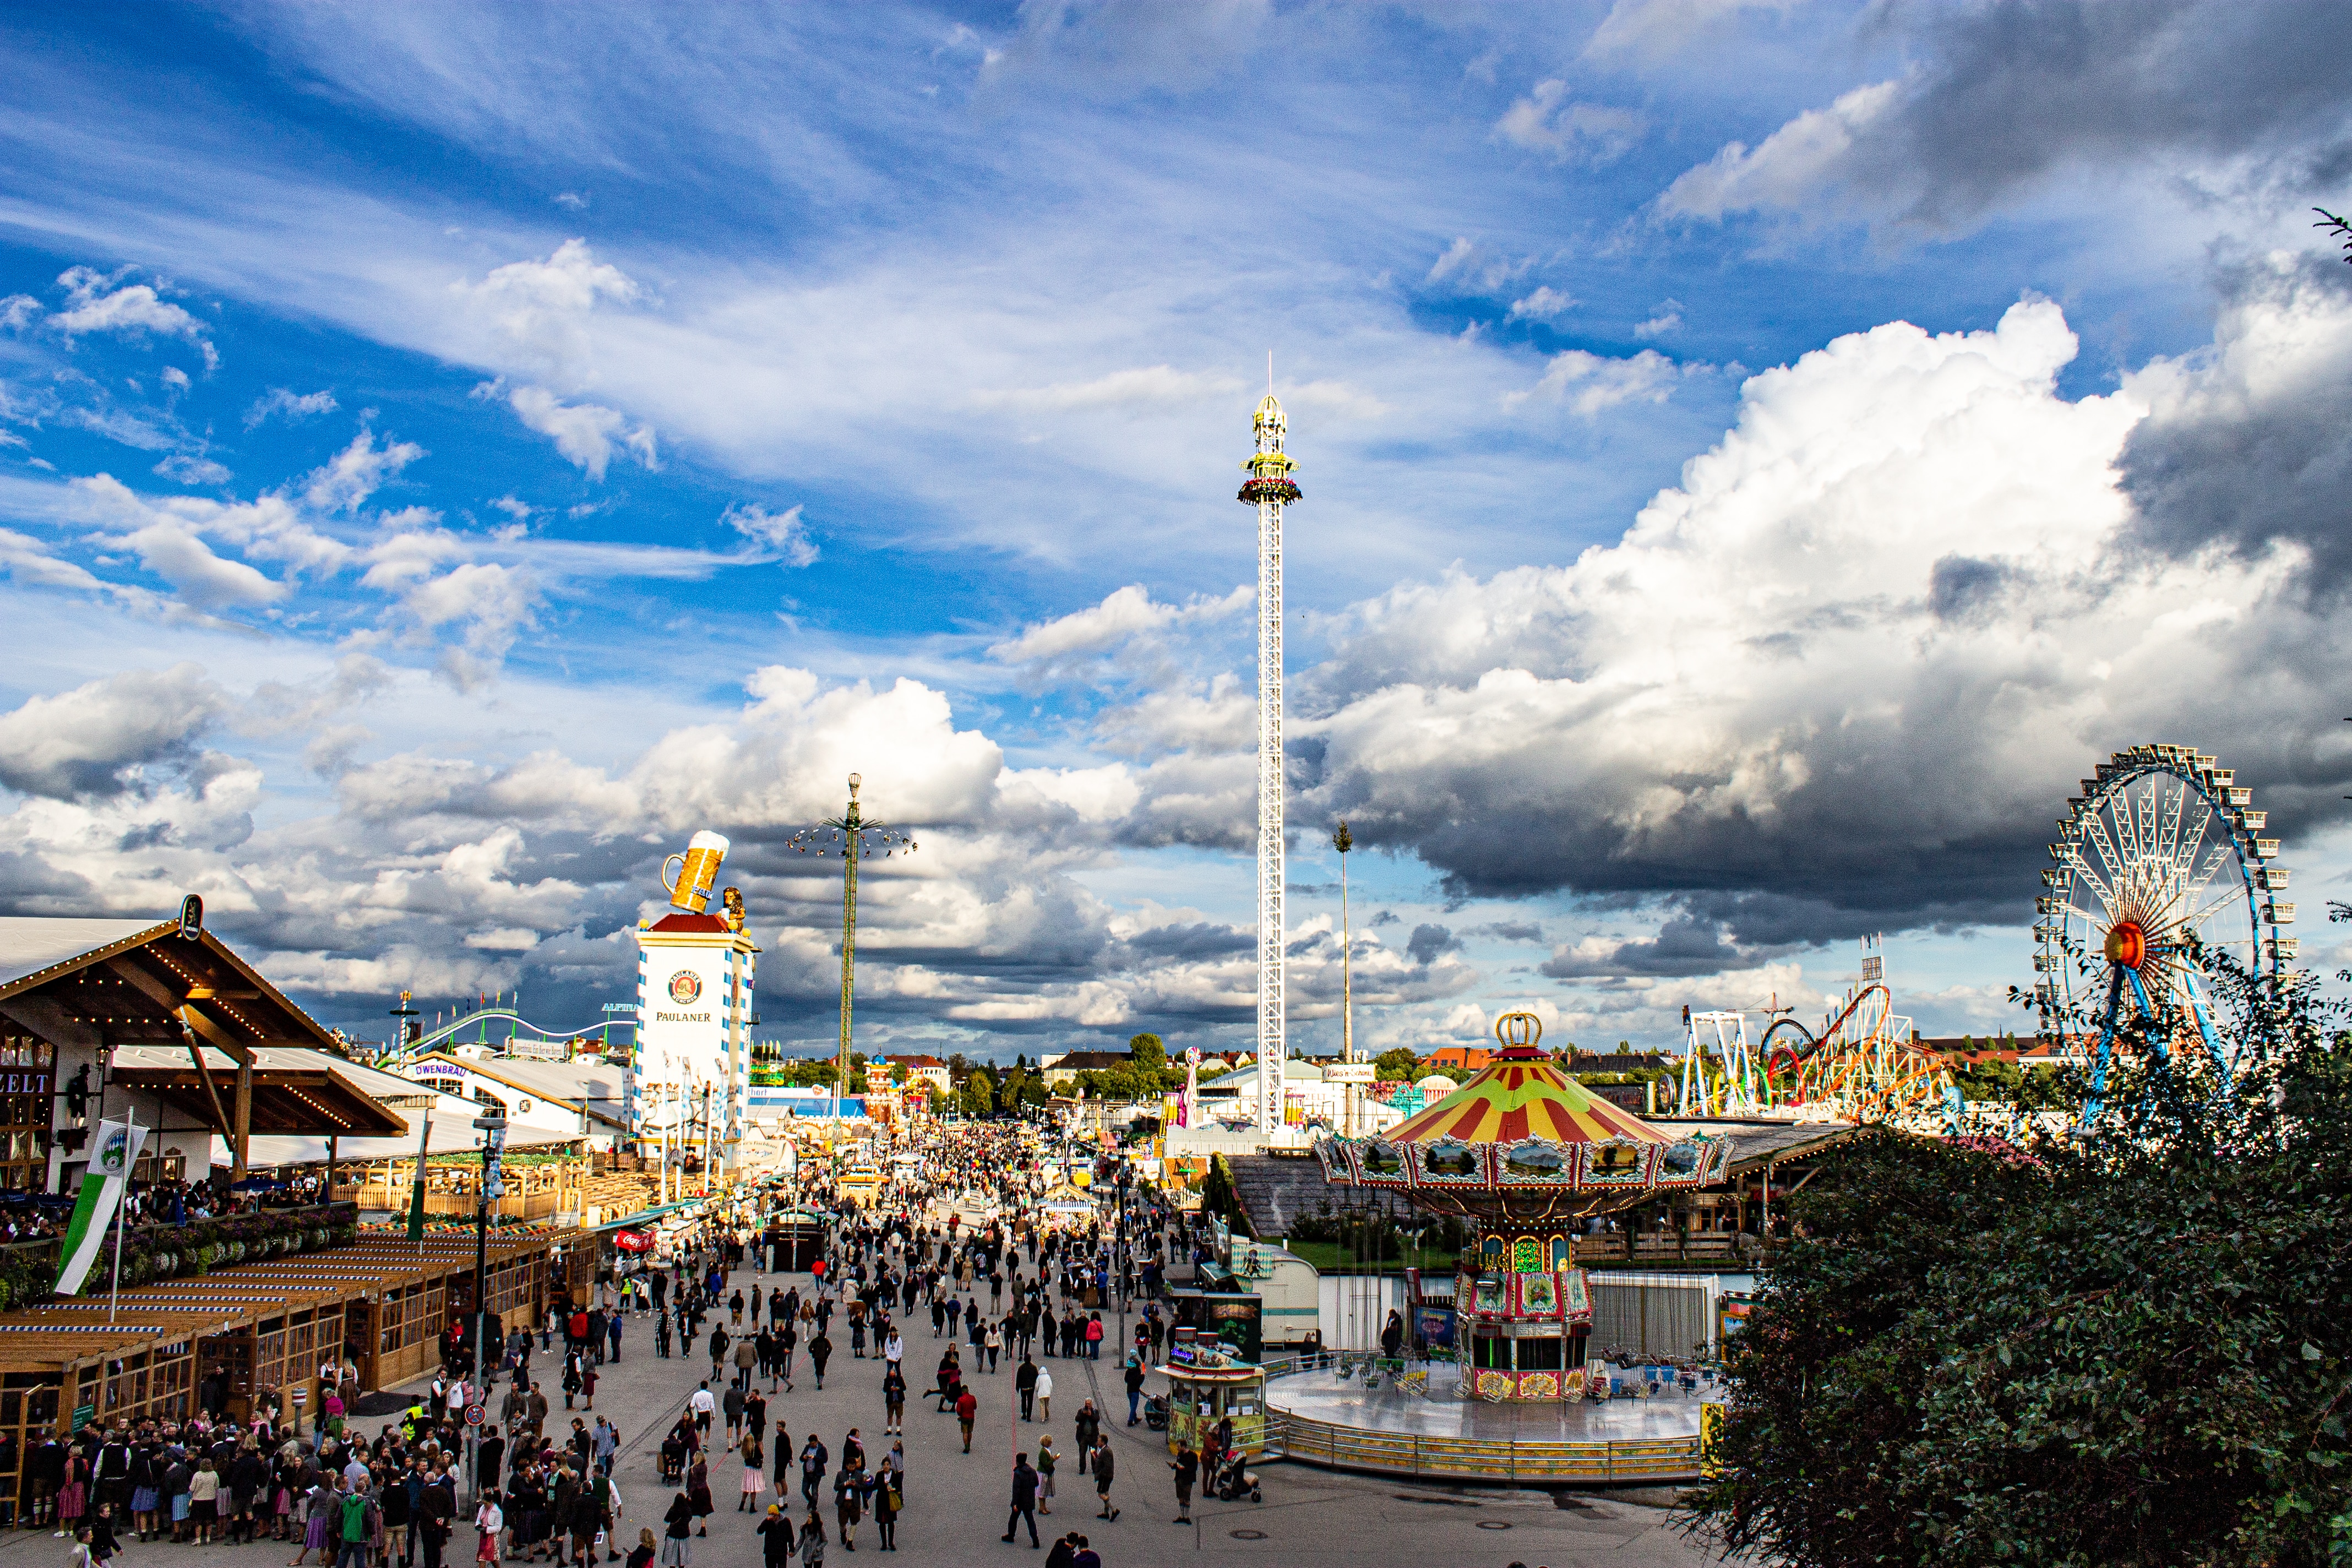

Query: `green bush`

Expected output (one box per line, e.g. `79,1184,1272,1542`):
1684,948,2352,1567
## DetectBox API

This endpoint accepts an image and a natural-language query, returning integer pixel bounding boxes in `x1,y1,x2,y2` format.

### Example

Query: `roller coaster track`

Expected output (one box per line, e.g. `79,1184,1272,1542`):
385,1004,632,1064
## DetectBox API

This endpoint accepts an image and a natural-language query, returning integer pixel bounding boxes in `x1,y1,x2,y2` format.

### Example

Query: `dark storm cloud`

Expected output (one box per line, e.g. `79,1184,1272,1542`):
1406,923,1461,966
2120,254,2352,592
1123,921,1252,961
1663,1,2352,232
1540,916,1766,980
1876,0,2352,226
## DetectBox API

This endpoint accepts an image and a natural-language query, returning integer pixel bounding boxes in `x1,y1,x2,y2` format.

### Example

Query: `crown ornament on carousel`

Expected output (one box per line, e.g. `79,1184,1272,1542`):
1313,1010,1731,1214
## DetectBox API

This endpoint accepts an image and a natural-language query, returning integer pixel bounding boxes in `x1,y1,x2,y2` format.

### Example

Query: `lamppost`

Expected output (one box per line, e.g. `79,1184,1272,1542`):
789,775,917,1122
1333,820,1355,1137
469,1110,506,1507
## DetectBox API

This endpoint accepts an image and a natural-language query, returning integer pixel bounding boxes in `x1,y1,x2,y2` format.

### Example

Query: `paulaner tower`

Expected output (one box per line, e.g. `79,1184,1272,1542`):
1239,390,1299,1133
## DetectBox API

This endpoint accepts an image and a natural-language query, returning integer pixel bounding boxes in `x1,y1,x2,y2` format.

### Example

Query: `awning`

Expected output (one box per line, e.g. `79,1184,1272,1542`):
110,1066,407,1137
587,1199,709,1233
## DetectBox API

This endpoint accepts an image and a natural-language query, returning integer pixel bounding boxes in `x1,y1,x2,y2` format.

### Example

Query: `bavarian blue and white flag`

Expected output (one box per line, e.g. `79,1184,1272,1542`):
55,1118,147,1295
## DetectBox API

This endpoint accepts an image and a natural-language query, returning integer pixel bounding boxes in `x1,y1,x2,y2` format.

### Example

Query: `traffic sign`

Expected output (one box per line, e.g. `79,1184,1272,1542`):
464,1404,486,1427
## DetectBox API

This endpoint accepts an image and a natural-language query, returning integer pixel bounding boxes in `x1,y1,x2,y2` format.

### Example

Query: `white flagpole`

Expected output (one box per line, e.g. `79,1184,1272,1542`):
109,1104,137,1325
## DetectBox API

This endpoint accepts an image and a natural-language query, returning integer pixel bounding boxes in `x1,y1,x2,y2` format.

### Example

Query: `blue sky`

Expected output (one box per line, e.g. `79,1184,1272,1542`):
2,1,2348,1059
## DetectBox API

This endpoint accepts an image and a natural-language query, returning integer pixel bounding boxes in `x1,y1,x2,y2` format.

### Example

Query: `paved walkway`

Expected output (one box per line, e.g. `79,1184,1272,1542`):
0,1255,1730,1568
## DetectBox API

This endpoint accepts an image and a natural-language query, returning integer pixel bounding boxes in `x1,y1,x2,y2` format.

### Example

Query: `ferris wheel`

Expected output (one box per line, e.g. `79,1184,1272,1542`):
2035,743,2293,1113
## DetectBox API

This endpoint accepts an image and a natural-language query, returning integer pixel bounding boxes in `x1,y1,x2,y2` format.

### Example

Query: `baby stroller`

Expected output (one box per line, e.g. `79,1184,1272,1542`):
1209,1449,1259,1504
1142,1396,1169,1432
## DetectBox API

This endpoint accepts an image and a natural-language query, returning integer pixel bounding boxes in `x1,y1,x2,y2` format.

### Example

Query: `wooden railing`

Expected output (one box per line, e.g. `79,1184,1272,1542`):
1571,1232,1756,1266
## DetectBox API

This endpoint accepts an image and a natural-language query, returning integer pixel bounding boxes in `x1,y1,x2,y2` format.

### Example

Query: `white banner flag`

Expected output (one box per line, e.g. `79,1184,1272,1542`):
55,1118,148,1296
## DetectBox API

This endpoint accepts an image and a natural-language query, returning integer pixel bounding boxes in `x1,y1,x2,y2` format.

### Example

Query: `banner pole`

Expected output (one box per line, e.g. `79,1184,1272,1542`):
109,1105,138,1324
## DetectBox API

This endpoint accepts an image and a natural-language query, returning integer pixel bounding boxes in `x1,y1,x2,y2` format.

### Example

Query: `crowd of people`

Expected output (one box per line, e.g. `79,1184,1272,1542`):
34,1116,1211,1568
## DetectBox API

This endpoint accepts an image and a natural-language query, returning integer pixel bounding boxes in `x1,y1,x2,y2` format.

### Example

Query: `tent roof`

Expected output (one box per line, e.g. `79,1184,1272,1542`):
1386,1053,1668,1145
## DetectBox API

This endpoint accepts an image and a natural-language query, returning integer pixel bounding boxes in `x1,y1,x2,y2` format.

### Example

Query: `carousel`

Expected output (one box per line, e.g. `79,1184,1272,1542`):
1314,1011,1730,1402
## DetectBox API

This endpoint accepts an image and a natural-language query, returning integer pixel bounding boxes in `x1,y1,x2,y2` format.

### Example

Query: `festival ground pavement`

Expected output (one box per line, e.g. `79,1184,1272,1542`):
0,1256,1727,1568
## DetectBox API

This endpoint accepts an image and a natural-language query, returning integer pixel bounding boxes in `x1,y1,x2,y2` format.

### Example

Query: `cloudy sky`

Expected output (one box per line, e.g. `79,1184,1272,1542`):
3,0,2349,1059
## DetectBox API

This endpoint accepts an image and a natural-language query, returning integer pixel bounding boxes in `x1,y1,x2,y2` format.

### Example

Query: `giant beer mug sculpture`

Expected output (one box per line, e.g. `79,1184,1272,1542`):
662,830,731,914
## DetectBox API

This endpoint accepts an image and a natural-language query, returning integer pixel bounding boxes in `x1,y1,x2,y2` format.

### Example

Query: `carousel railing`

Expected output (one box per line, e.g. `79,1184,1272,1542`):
1265,1406,1700,1482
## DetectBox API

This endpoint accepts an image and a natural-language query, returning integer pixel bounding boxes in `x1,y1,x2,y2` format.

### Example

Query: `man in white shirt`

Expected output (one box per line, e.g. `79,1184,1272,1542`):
689,1382,716,1436
1035,1366,1054,1423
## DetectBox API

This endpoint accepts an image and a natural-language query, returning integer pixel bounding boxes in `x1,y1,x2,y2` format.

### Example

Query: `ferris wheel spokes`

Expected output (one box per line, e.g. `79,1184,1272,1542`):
2040,743,2285,1123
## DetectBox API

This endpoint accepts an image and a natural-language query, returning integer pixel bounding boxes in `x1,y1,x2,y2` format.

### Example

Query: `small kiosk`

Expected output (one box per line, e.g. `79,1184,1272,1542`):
1158,1328,1269,1458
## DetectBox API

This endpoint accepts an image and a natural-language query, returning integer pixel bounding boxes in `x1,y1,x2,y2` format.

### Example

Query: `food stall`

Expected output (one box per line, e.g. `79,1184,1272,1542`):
1159,1327,1269,1457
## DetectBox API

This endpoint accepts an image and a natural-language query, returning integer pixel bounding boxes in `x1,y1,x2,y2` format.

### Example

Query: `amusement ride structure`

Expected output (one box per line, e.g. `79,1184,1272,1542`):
1674,939,1956,1131
2035,743,2289,1114
1239,381,1299,1136
1316,1011,1729,1402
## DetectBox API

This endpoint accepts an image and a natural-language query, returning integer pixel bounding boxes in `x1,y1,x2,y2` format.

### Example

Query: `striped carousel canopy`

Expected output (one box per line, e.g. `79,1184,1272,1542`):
1386,1049,1666,1146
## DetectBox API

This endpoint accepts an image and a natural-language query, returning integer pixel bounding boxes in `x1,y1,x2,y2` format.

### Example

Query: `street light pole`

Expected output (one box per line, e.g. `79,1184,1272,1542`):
1333,821,1355,1137
470,1110,507,1508
788,775,916,1125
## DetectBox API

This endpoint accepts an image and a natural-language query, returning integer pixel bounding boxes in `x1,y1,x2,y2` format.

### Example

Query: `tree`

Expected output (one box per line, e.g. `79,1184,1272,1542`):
1200,1155,1250,1237
1683,938,2352,1567
1373,1047,1419,1081
2317,206,2351,264
1128,1032,1167,1074
958,1067,995,1118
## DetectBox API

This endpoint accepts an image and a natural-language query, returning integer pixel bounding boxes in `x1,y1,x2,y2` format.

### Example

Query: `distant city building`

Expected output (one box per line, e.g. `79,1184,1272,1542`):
883,1054,952,1094
1420,1045,1493,1072
1039,1049,1141,1088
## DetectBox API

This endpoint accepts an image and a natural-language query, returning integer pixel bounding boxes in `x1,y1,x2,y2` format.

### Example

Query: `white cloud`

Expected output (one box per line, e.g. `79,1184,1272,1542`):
1494,80,1646,165
303,428,424,513
1633,300,1684,338
244,387,339,428
459,238,641,388
1507,286,1577,322
723,503,818,567
507,386,657,480
1505,347,1681,415
160,366,190,391
0,527,107,594
990,582,1250,673
1583,0,1798,59
77,475,286,612
552,192,588,211
971,364,1243,414
1283,379,1392,420
1659,80,1899,221
0,663,227,798
50,267,219,371
0,295,38,331
153,454,232,486
393,560,541,690
1426,237,1537,298
1296,293,2352,969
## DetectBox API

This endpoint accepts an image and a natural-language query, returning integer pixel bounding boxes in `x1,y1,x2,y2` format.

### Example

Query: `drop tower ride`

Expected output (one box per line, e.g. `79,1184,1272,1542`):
1239,390,1300,1134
